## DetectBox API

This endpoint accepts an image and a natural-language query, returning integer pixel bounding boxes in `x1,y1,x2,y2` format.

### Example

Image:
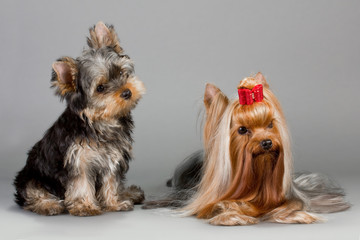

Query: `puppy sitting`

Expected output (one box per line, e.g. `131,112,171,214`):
14,22,146,216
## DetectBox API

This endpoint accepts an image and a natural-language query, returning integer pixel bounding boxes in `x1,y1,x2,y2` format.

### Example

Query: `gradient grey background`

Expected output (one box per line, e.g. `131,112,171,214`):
0,0,359,239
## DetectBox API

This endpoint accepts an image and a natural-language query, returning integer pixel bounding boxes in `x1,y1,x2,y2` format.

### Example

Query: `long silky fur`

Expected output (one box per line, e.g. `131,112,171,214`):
292,172,350,213
143,75,350,220
181,81,294,217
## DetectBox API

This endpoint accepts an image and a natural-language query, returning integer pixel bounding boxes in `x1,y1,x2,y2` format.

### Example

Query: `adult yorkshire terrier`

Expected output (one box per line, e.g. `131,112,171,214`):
14,22,146,216
144,73,349,225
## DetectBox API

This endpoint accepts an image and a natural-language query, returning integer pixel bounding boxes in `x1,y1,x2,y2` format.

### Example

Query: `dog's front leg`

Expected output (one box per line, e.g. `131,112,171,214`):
205,200,260,226
64,172,102,216
97,173,134,212
262,200,321,224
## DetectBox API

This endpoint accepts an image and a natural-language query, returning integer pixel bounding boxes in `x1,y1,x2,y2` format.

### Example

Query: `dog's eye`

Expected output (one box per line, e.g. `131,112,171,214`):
238,126,248,135
96,85,105,93
268,122,273,129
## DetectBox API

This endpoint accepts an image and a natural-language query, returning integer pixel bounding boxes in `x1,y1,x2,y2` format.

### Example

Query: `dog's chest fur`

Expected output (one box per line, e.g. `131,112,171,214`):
65,118,133,177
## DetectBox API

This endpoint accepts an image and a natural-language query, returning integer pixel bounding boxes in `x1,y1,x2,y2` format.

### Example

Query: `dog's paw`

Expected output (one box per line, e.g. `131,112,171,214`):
25,200,65,216
67,200,102,217
42,201,66,216
208,211,259,226
117,200,134,211
103,200,134,212
285,211,321,224
268,210,321,224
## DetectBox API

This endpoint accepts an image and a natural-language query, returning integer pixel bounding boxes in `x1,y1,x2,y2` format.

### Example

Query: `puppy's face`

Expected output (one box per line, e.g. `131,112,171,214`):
51,22,145,121
77,49,145,121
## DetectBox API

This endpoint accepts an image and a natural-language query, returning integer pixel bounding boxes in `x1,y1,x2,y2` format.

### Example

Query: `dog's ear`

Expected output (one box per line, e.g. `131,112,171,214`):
87,21,123,54
254,72,269,88
51,57,78,97
204,83,228,112
203,83,229,147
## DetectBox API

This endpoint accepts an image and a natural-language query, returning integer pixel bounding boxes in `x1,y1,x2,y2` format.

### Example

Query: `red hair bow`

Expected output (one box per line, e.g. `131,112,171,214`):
238,84,263,105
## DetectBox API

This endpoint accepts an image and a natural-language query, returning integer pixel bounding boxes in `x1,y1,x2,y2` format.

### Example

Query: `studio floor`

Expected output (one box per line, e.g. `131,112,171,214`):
0,175,359,240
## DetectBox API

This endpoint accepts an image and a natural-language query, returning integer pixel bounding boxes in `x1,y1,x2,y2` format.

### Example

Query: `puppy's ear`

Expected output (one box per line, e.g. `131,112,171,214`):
87,21,123,54
51,57,78,97
204,83,228,111
254,72,269,88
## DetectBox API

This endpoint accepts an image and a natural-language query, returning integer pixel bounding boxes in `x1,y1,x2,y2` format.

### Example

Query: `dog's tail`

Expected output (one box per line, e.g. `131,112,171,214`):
292,172,351,213
142,150,203,209
141,189,195,209
165,150,203,190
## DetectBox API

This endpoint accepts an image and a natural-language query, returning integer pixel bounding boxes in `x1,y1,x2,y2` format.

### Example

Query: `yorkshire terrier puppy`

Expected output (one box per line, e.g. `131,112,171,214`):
144,73,349,225
14,22,146,216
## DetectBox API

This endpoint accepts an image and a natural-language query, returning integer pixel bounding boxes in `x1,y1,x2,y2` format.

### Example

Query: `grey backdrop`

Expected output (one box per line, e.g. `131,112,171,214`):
0,1,359,239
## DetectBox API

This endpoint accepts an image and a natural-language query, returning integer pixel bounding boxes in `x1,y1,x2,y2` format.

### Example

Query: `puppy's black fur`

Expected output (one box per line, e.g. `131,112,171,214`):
14,22,145,216
14,110,133,206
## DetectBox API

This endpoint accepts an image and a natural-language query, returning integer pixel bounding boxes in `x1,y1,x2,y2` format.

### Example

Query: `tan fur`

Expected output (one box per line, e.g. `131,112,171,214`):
63,137,132,216
66,198,102,216
17,21,145,217
82,76,145,123
208,211,259,226
64,159,101,216
262,200,321,224
203,84,229,147
182,73,313,225
207,201,260,225
88,22,123,54
39,108,141,216
52,57,78,95
238,76,293,196
96,175,138,212
182,103,234,217
24,181,65,216
97,174,120,211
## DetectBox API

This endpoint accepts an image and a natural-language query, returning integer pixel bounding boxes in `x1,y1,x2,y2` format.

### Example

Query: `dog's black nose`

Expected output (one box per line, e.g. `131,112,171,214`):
260,139,272,150
121,89,132,100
